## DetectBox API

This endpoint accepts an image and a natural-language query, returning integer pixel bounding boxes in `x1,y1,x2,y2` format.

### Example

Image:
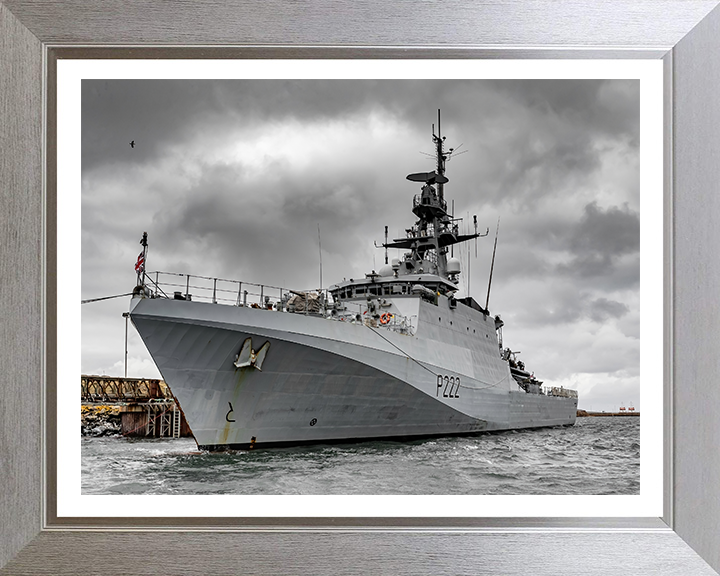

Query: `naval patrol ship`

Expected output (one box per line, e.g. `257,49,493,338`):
129,113,578,450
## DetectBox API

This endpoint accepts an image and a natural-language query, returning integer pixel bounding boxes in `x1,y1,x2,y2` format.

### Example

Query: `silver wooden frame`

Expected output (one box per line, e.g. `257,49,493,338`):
2,1,720,574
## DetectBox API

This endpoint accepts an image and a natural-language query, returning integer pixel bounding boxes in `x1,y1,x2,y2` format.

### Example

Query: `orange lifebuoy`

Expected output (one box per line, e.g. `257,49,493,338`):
380,313,391,325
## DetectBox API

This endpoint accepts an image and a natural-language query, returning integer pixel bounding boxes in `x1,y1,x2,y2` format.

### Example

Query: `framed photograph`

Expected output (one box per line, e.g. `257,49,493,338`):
2,1,720,574
66,61,659,510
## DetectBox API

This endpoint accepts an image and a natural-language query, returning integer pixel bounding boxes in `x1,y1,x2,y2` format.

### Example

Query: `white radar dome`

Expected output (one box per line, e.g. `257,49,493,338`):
447,258,461,274
378,264,394,277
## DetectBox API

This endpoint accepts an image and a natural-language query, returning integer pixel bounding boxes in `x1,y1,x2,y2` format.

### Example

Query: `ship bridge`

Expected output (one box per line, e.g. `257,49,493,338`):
328,272,458,302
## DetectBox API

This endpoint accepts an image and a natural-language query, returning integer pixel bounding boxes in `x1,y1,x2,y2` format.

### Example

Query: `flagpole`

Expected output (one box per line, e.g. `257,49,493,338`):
138,232,148,287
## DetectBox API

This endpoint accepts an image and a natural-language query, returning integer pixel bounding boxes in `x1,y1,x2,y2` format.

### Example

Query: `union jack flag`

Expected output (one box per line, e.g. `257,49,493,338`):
135,251,145,274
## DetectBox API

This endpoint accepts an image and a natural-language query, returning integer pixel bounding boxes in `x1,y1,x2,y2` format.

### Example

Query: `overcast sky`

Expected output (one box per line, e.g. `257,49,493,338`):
81,79,640,412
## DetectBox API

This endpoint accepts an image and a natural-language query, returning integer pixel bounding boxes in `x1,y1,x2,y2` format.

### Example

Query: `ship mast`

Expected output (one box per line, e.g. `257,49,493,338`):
435,109,446,206
381,110,487,284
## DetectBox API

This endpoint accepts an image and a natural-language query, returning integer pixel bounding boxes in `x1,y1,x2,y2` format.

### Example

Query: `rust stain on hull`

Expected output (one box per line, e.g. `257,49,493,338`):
220,366,251,445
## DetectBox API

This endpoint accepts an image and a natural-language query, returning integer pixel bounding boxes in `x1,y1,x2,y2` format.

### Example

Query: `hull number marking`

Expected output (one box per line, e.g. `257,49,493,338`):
437,375,460,398
226,402,236,422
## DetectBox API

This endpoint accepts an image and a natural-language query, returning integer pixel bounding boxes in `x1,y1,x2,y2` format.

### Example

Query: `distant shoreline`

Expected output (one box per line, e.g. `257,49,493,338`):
577,409,639,417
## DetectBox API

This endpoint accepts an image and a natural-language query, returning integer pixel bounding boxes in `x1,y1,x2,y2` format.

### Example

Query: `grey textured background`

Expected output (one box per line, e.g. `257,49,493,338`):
672,7,720,570
0,0,43,570
1,0,717,46
1,1,720,574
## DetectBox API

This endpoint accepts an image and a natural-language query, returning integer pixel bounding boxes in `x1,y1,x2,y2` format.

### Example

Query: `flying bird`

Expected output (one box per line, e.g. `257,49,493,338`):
130,140,135,148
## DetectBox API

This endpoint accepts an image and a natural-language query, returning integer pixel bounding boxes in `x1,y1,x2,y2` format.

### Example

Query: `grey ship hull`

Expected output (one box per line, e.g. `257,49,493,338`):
130,295,577,450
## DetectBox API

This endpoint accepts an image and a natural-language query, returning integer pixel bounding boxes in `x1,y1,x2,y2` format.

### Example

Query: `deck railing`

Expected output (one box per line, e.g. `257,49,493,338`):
146,271,330,312
545,386,579,399
143,271,415,335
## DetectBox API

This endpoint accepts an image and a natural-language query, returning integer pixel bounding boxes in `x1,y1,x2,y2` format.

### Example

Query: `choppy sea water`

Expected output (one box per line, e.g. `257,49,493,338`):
81,417,639,495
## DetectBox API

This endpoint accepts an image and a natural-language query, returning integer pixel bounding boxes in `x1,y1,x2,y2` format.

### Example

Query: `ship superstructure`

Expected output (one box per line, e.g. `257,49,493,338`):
129,112,578,450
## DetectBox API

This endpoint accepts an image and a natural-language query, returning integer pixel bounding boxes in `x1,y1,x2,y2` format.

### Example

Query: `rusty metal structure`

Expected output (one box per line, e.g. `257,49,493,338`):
120,402,183,438
81,375,191,438
81,375,172,403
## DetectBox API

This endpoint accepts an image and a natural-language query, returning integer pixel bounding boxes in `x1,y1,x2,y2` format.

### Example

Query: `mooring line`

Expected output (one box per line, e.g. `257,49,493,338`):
81,292,134,304
365,323,510,392
364,324,439,377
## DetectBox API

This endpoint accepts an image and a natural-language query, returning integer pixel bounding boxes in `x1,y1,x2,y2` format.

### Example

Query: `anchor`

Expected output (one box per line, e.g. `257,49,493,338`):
233,337,270,371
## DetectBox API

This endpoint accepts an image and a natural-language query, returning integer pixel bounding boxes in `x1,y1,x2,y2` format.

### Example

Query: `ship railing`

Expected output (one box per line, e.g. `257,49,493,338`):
400,222,436,240
146,271,332,314
331,302,415,336
545,386,578,399
380,313,415,335
145,271,416,334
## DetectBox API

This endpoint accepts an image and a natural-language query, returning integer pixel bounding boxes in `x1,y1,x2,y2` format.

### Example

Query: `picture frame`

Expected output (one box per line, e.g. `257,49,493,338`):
2,1,720,574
